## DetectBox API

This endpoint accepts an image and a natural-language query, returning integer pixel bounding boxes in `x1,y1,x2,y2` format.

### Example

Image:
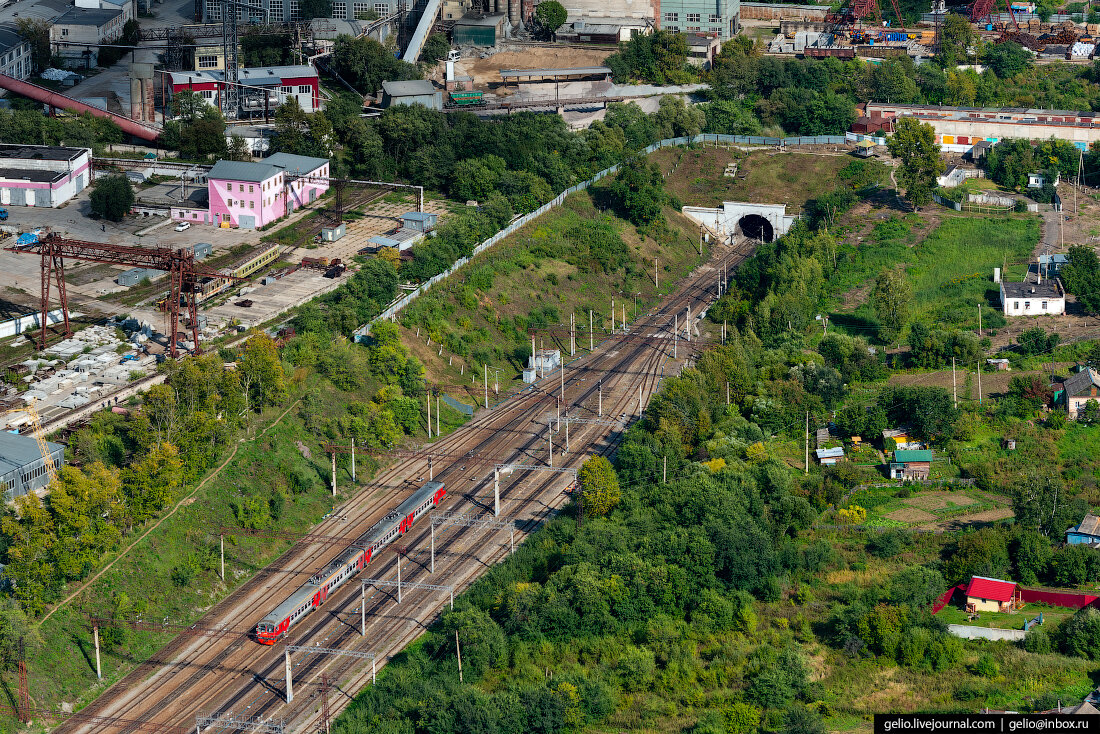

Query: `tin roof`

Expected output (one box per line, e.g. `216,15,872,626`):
0,431,64,477
894,449,932,463
382,80,437,97
1071,513,1100,537
965,575,1016,602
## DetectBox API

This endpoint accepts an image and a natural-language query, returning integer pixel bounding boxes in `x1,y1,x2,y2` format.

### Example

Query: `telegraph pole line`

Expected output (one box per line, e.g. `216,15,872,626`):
952,357,957,408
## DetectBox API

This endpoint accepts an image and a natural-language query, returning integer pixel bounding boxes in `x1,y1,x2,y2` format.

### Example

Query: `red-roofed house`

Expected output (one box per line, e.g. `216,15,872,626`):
965,576,1019,613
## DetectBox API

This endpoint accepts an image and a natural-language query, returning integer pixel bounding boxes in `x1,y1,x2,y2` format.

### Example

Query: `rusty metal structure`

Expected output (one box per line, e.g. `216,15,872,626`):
5,233,238,357
969,0,1021,29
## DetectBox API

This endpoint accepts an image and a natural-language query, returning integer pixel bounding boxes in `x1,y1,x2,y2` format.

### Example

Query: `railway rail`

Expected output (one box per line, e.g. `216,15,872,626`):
55,238,752,734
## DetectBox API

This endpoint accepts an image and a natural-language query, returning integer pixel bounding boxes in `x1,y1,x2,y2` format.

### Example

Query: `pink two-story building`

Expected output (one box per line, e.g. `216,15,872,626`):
172,153,330,229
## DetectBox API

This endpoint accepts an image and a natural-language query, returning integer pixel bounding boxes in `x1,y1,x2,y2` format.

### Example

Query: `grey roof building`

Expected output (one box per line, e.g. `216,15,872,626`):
381,80,442,111
0,431,65,502
207,153,327,183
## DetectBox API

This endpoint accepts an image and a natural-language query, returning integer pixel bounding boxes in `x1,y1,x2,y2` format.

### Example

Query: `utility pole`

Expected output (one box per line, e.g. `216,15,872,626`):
663,455,667,483
331,451,337,496
484,363,488,408
977,303,982,335
598,380,602,417
426,393,432,439
655,257,659,288
804,411,811,474
560,361,565,401
611,297,615,334
685,306,691,342
436,395,440,436
977,360,983,404
220,534,224,581
548,417,553,467
589,309,594,351
93,624,102,680
726,381,730,406
952,357,957,408
456,630,463,684
674,312,678,359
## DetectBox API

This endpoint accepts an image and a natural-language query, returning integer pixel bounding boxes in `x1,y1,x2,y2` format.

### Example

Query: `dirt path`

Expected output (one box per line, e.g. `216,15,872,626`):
40,398,302,624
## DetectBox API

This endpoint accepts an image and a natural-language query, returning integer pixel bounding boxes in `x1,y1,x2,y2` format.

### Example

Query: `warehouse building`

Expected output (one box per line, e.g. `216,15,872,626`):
453,12,507,46
858,102,1100,153
0,431,66,502
0,144,92,208
381,80,443,110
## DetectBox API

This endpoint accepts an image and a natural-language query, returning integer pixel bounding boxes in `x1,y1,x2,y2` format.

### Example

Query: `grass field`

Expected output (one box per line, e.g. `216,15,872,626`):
650,148,882,209
840,485,1010,528
829,214,1039,337
935,603,1077,631
398,189,709,390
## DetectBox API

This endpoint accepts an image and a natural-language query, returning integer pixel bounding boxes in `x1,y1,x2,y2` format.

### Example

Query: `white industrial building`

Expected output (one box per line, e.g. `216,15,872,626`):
0,144,92,208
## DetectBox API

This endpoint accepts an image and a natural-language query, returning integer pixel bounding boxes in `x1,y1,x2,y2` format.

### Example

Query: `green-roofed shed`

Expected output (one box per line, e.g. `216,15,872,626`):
890,449,932,480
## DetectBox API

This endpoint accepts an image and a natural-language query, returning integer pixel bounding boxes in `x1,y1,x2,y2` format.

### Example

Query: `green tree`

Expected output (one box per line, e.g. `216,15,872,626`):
1012,470,1083,538
887,116,945,209
1060,606,1100,658
332,35,420,95
578,456,621,518
14,18,50,74
534,0,567,39
938,13,973,68
420,33,450,64
871,268,912,343
1061,245,1100,314
609,157,665,228
89,175,134,222
273,97,333,158
983,41,1032,78
783,705,827,734
239,333,288,411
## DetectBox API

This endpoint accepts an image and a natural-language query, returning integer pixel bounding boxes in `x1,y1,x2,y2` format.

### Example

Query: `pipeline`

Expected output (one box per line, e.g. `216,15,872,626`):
0,73,161,142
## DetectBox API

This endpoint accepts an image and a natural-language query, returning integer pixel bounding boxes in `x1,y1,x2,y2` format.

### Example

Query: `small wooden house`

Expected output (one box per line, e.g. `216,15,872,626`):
889,449,932,480
965,576,1019,613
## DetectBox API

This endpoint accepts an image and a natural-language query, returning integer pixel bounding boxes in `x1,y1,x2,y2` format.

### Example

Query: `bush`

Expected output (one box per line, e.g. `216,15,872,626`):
973,652,1000,677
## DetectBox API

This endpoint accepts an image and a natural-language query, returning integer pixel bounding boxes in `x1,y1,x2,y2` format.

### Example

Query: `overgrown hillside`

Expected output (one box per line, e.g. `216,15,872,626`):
398,189,708,389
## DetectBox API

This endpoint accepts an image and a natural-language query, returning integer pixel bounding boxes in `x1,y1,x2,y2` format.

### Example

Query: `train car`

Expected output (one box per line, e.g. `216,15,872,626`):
804,47,856,59
253,480,446,644
448,91,484,107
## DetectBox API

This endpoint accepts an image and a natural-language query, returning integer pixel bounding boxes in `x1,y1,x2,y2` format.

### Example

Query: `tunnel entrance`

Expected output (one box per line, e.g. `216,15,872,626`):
738,214,774,243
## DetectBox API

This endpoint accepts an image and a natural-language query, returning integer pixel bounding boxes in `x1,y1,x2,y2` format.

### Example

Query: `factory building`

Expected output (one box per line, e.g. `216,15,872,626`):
172,153,330,229
0,431,66,503
169,65,321,114
381,80,443,110
0,25,32,81
858,102,1100,153
202,0,399,23
659,0,739,39
50,7,127,69
0,144,92,208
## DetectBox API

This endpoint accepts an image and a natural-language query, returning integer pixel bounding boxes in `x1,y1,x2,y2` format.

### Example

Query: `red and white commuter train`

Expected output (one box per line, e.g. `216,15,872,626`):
254,480,446,644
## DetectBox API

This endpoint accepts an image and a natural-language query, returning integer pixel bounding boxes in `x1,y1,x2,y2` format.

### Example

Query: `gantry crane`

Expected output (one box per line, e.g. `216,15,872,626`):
5,233,242,357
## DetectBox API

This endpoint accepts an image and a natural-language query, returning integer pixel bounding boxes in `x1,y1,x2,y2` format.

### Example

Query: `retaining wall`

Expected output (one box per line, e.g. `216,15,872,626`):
947,624,1026,641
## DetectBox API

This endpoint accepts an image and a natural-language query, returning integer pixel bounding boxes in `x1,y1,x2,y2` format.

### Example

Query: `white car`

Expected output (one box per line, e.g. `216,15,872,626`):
174,222,191,232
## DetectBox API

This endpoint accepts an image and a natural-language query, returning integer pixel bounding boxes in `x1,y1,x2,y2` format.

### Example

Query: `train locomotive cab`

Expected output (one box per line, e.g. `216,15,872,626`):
255,621,280,645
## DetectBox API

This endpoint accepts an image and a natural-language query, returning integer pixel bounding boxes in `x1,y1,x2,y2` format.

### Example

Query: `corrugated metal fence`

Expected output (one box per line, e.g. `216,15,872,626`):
365,133,847,330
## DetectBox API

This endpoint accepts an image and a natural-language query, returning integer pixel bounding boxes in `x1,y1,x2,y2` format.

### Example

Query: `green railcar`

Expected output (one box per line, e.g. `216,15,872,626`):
448,91,484,107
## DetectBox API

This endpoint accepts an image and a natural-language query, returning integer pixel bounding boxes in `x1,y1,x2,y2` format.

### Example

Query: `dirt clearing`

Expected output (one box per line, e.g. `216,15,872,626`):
447,46,614,91
919,507,1015,531
903,492,976,510
884,508,937,523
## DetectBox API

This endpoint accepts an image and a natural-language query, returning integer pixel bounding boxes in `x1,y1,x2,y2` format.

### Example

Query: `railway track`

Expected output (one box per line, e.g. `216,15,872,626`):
55,237,752,734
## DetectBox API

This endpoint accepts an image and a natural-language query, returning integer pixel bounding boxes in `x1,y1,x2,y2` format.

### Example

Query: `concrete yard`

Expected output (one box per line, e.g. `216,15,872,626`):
205,268,348,327
287,198,452,264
